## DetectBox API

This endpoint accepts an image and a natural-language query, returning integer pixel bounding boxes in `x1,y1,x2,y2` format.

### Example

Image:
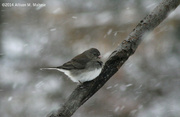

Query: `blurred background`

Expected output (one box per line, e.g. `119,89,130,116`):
0,0,180,117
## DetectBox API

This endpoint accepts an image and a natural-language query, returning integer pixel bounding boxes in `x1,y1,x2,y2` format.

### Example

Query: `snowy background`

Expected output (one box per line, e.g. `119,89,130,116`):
0,0,180,117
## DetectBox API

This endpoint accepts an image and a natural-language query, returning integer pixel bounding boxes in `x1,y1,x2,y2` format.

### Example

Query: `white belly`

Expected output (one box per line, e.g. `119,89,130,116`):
76,68,102,83
58,68,102,83
41,67,102,83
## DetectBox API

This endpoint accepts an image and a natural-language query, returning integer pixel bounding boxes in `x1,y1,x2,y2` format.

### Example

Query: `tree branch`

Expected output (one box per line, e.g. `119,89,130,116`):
48,0,180,117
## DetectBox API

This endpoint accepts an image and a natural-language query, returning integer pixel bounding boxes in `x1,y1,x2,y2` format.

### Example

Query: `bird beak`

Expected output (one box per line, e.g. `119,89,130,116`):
98,56,101,59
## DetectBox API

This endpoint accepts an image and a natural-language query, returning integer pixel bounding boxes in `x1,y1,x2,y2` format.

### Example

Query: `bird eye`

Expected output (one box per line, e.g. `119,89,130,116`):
93,53,98,56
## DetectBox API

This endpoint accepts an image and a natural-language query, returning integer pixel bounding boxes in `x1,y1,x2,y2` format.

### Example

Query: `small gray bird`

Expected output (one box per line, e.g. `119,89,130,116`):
41,48,103,83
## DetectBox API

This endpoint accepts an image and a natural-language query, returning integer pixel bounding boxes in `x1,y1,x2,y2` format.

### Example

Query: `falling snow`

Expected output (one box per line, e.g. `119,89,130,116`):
0,0,180,117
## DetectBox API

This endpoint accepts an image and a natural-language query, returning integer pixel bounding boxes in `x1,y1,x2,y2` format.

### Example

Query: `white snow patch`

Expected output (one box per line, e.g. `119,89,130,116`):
107,29,112,35
8,97,13,101
106,86,112,89
72,16,77,19
114,106,120,112
126,84,133,87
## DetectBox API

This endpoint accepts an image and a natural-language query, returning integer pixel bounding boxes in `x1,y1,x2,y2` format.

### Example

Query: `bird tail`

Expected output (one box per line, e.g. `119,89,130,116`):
40,67,61,71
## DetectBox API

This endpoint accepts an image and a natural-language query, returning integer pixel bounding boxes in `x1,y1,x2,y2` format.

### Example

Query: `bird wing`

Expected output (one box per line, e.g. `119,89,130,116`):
57,53,90,70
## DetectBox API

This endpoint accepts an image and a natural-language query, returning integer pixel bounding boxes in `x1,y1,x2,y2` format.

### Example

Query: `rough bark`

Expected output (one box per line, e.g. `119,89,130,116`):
48,0,180,117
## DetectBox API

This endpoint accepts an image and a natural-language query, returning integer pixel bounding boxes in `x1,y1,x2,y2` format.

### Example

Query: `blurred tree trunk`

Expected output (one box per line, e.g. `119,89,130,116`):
48,0,180,117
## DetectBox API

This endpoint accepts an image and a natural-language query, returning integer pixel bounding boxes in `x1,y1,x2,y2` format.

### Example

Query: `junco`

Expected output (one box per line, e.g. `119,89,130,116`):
41,48,103,83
